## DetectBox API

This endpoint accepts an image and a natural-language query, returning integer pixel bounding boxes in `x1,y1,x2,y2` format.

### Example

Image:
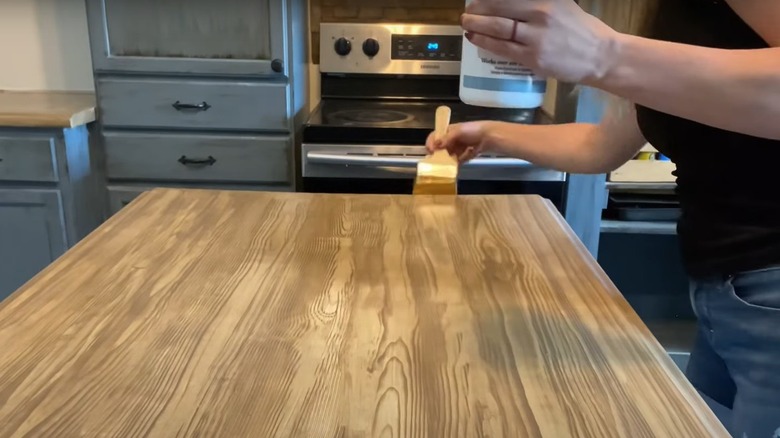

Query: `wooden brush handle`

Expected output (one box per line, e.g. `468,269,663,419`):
435,106,451,142
432,106,454,161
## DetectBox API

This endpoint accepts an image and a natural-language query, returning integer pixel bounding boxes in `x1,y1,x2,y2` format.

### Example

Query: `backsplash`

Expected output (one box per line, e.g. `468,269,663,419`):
310,0,464,63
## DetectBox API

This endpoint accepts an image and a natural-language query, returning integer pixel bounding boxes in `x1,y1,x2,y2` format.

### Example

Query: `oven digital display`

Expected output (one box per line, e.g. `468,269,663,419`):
392,35,461,60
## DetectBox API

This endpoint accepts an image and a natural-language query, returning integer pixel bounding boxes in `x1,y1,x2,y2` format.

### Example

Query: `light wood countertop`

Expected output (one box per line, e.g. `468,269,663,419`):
0,90,96,128
0,189,727,437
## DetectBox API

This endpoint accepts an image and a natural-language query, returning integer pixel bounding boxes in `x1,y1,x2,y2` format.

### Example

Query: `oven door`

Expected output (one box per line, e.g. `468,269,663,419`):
302,144,568,210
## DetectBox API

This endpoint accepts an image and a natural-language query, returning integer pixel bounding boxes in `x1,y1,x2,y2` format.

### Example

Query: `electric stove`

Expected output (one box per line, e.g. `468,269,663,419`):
301,23,567,208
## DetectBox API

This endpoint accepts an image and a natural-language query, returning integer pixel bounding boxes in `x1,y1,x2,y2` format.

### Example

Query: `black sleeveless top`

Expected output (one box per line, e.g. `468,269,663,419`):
636,0,780,277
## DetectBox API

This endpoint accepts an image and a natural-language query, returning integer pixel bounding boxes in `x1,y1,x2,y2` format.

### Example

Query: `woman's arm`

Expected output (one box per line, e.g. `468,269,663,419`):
600,10,780,140
462,0,780,140
428,104,647,174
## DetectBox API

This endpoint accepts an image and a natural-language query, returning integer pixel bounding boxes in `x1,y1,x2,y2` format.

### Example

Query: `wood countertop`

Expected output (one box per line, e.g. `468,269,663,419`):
0,90,96,128
0,189,727,437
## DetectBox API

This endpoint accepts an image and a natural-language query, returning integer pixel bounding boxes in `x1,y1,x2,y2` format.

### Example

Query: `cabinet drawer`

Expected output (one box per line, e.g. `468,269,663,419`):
0,137,58,183
98,78,289,131
104,132,291,184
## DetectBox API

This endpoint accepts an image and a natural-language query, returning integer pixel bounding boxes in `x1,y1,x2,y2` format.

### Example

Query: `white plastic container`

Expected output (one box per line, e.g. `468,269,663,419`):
459,7,547,108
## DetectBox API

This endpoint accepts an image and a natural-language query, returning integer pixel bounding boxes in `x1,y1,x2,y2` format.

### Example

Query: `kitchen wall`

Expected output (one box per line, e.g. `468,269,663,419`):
0,0,95,91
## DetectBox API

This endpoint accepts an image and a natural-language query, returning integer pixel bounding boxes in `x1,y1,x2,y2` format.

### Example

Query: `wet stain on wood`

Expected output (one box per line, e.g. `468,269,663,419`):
0,189,727,437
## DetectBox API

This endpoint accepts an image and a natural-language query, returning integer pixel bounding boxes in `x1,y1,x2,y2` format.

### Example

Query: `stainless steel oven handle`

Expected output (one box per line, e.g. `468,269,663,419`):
306,152,419,167
306,152,533,168
464,158,533,168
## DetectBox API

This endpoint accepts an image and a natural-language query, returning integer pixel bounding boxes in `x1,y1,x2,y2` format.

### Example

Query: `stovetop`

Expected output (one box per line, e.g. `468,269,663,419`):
303,99,552,145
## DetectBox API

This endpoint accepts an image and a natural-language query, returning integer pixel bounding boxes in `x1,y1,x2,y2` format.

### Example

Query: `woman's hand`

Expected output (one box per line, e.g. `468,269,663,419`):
461,0,619,84
426,121,497,164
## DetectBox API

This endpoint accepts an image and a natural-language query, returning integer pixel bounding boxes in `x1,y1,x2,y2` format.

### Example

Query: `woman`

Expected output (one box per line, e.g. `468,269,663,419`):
427,0,780,435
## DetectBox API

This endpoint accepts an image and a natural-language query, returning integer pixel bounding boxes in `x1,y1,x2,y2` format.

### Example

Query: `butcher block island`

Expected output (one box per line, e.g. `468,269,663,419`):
0,189,724,437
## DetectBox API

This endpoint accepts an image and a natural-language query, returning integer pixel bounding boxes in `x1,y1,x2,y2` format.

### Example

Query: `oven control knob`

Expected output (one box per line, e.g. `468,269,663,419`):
334,37,352,56
362,38,380,57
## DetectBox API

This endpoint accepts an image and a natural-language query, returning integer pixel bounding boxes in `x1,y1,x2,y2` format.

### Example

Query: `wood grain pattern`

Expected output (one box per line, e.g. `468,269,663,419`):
0,91,96,128
0,189,727,437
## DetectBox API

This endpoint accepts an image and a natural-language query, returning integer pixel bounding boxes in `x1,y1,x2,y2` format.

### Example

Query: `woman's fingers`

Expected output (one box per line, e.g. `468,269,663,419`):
465,0,535,20
427,122,490,163
462,1,616,84
461,13,533,43
458,147,479,164
461,13,515,41
427,124,465,154
425,131,441,153
465,32,532,65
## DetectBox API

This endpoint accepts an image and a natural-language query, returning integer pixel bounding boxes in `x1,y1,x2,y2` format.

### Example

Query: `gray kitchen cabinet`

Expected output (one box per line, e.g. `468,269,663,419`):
104,132,291,184
0,130,103,244
0,190,68,301
86,0,309,215
0,127,102,300
86,0,287,76
0,137,59,182
97,78,289,132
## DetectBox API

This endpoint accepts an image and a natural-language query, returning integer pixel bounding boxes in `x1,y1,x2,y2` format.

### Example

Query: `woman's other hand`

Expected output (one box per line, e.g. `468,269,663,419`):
426,121,496,164
462,0,619,84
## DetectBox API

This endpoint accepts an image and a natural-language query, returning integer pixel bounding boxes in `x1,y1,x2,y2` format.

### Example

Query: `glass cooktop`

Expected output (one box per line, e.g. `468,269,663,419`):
308,100,542,128
303,99,551,145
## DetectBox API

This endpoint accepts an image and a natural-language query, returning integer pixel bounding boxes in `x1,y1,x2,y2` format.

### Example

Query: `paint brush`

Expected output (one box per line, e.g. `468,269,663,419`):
413,106,458,195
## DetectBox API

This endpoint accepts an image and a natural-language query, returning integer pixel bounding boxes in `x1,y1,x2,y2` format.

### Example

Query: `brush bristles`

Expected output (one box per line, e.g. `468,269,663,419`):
412,175,457,195
416,162,458,180
413,152,458,195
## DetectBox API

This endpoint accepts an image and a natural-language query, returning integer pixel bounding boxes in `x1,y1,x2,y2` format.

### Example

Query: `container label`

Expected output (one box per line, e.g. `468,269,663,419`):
477,48,537,78
461,36,543,76
460,45,545,92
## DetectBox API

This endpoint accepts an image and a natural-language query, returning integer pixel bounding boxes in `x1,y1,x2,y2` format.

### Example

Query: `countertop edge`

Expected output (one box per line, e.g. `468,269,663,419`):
539,197,727,435
0,91,97,129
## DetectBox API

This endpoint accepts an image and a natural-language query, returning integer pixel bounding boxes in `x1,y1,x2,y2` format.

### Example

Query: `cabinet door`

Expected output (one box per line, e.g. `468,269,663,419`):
86,0,287,76
0,190,67,301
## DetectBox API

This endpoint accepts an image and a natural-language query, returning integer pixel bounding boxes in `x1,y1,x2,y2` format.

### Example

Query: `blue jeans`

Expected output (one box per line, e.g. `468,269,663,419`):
688,267,780,437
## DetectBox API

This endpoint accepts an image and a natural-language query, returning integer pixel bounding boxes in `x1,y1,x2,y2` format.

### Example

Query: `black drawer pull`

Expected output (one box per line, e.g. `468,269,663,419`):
178,155,216,166
172,101,211,111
